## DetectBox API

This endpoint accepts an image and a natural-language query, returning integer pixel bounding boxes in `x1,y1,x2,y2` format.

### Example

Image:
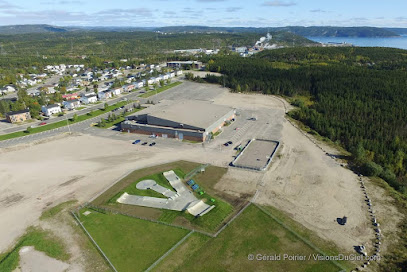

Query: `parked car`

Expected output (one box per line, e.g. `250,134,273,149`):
141,142,148,145
39,122,47,126
227,141,233,145
224,143,229,147
132,139,141,144
149,142,156,146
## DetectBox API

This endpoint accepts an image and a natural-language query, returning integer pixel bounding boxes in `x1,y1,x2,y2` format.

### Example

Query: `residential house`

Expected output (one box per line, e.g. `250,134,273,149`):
63,99,81,110
175,70,183,76
111,87,121,96
41,84,56,94
80,95,97,104
42,104,62,116
122,84,135,92
62,93,79,101
5,109,31,123
97,90,112,100
134,81,144,89
0,85,16,95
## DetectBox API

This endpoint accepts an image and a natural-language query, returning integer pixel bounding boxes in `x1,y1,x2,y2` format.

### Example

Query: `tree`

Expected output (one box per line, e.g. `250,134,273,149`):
104,102,108,110
72,113,78,122
236,84,241,93
159,80,165,87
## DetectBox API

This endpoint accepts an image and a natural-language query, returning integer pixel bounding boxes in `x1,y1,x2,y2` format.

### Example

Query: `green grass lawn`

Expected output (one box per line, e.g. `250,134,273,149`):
79,209,189,272
153,204,346,272
0,227,70,272
0,100,133,141
109,170,181,201
139,82,182,98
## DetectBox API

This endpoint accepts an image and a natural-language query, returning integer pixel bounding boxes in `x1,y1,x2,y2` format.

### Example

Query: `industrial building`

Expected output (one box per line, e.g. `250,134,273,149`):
166,61,202,70
121,100,235,142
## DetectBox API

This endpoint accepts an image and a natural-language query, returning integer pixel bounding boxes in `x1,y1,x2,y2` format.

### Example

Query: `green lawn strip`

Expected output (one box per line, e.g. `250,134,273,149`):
139,82,182,98
0,227,70,272
79,209,189,272
108,170,184,202
157,204,340,272
40,200,78,220
0,100,134,141
95,107,145,128
75,106,86,110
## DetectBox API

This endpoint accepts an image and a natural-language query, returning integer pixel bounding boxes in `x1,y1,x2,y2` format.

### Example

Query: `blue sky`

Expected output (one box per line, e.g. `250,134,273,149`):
0,0,406,27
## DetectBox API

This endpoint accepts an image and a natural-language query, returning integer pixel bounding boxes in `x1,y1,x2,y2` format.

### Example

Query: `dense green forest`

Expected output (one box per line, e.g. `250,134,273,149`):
0,31,312,59
204,47,407,195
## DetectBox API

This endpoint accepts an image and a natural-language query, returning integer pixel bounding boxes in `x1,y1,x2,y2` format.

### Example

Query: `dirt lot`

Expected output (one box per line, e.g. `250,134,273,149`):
0,82,402,268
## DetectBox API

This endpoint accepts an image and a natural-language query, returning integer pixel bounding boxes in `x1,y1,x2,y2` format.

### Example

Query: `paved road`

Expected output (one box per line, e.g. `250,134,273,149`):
0,80,187,148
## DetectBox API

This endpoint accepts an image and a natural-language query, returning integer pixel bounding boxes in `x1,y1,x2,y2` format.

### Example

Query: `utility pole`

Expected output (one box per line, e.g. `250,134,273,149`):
66,116,71,134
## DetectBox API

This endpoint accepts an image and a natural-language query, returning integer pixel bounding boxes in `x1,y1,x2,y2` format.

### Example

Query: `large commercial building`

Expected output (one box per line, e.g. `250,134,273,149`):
121,100,235,142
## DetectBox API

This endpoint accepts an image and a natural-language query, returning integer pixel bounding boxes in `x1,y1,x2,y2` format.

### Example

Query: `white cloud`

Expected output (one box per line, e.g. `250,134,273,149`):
262,1,296,7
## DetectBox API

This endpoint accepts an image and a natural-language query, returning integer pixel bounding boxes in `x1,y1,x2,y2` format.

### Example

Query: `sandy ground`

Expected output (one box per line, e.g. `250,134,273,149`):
13,246,70,272
212,92,384,253
0,84,402,269
0,133,232,254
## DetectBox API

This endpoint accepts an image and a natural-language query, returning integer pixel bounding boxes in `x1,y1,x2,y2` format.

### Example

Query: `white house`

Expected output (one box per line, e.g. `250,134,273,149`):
168,72,175,78
175,70,183,76
135,81,144,89
63,99,81,110
0,85,16,94
42,104,62,116
111,88,121,96
80,95,97,104
147,78,155,85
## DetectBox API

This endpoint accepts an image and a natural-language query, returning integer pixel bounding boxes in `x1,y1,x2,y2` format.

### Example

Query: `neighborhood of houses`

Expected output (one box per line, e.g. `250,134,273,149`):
1,62,185,123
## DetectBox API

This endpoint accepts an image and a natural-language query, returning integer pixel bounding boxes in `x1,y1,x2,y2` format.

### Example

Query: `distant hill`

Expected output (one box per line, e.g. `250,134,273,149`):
157,26,400,37
0,24,68,34
0,24,402,37
384,28,407,35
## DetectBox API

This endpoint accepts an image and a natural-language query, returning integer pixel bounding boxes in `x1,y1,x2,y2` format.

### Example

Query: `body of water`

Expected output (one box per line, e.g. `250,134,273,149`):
307,35,407,50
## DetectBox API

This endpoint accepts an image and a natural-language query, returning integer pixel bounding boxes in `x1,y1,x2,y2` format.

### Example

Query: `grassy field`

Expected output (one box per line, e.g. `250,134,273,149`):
79,209,189,272
0,100,133,141
0,227,70,272
92,161,237,233
153,204,348,272
139,81,182,98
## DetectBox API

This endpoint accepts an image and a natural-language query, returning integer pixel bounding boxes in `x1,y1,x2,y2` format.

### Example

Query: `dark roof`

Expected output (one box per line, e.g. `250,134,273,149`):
43,104,60,109
6,109,30,116
65,99,79,103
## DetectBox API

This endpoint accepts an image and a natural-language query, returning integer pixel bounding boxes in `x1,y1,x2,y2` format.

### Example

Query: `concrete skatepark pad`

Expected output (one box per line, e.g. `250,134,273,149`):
117,171,214,216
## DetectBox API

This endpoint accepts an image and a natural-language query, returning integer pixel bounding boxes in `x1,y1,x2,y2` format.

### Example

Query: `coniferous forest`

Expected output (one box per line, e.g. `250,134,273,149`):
204,47,407,195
